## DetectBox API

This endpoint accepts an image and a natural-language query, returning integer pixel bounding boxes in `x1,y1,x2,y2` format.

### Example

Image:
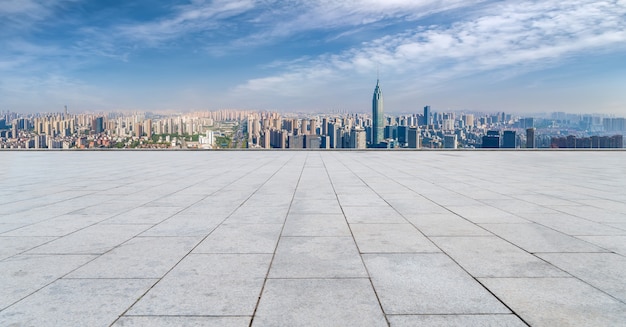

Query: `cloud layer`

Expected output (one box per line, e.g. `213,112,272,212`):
1,0,625,112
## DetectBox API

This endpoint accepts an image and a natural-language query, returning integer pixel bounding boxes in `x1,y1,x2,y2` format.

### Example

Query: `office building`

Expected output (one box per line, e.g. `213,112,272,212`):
444,135,457,149
482,130,500,148
407,127,420,148
424,106,432,126
526,128,535,148
371,79,384,147
502,131,516,148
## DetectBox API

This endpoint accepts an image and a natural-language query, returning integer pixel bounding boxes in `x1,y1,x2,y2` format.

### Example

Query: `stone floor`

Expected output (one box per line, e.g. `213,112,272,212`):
1,151,625,327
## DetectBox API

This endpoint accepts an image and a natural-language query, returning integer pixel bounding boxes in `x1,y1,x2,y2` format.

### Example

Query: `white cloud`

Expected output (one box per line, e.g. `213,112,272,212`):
235,0,626,97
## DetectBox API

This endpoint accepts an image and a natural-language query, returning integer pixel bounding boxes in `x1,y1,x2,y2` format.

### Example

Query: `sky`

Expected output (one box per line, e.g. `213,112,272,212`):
1,0,626,115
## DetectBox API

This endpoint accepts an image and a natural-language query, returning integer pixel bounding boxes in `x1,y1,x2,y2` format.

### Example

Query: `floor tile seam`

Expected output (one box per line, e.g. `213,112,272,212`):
351,157,580,284
121,314,252,317
136,157,289,229
0,190,111,236
358,251,443,255
108,154,300,327
248,153,308,327
0,249,112,312
384,313,523,316
60,277,161,280
264,277,371,280
96,158,272,225
477,275,626,305
321,153,391,327
335,154,532,327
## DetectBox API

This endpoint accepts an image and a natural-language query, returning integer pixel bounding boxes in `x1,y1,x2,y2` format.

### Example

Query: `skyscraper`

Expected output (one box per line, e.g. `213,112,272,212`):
371,79,384,146
502,131,516,148
526,128,535,148
424,106,432,126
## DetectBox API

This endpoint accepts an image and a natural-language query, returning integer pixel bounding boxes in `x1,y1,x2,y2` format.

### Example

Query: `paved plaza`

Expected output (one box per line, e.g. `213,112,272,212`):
1,151,625,326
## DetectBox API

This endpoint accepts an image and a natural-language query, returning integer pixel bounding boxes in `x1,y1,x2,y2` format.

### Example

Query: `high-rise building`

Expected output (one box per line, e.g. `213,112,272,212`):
424,106,432,126
482,130,500,148
526,128,535,148
349,127,367,149
444,135,457,149
502,131,516,148
371,79,384,147
407,127,420,148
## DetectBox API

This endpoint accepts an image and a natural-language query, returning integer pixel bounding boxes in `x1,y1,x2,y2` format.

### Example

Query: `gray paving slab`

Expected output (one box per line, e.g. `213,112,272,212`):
114,316,251,327
68,236,200,278
431,236,568,277
363,253,510,314
129,254,271,316
480,277,626,327
103,206,183,224
26,223,152,254
446,205,529,223
0,254,95,310
537,252,626,302
480,223,609,253
2,214,109,237
0,278,156,327
526,213,626,236
140,214,222,236
3,151,626,326
281,213,351,236
0,236,56,260
193,223,282,253
387,314,527,327
269,236,367,278
225,206,290,224
289,199,343,214
351,223,440,253
252,278,387,326
342,205,407,224
404,213,492,236
576,235,626,256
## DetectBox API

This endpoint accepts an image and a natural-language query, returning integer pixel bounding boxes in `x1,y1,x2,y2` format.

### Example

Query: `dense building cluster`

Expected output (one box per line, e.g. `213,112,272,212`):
1,88,624,150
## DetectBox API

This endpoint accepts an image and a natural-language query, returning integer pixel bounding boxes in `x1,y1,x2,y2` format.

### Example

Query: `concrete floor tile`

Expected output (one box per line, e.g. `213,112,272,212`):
480,223,608,253
480,277,626,327
537,252,626,302
446,205,529,223
289,199,343,214
576,235,626,256
103,206,183,224
342,206,407,224
363,253,509,314
0,254,95,309
404,213,491,236
0,236,56,260
253,279,387,327
527,213,625,236
26,224,152,254
194,223,282,253
387,314,527,327
226,206,290,224
432,236,568,277
0,278,155,327
351,224,439,253
3,214,109,237
140,215,222,237
269,237,367,278
114,316,251,327
68,236,200,278
129,254,271,316
282,213,351,236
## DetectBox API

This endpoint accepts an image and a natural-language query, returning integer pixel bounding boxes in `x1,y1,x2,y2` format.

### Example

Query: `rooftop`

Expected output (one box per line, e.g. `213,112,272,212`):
1,151,625,326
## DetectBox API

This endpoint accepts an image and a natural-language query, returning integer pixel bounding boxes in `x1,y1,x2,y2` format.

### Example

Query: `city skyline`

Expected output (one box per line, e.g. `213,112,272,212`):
2,1,626,114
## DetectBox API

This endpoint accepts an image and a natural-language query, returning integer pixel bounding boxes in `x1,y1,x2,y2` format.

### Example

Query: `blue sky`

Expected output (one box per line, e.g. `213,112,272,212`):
1,0,625,114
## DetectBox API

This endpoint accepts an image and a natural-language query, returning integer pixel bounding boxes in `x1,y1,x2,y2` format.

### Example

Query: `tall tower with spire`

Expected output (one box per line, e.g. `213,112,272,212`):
371,78,384,147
